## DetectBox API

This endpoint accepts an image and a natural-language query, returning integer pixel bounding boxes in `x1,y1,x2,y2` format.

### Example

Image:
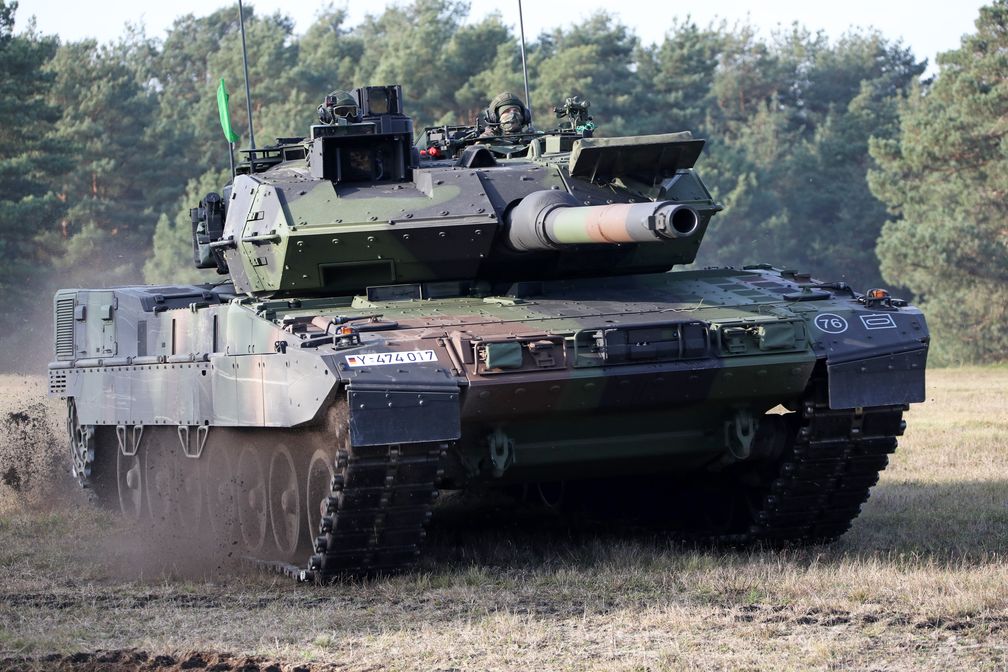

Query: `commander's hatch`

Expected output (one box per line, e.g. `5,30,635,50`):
568,132,705,186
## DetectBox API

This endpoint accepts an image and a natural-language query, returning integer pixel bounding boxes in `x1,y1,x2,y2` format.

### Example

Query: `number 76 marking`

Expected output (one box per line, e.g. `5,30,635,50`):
814,313,848,334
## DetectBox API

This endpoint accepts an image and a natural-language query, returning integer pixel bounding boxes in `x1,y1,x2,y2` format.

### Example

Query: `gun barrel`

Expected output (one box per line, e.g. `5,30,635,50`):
506,190,699,252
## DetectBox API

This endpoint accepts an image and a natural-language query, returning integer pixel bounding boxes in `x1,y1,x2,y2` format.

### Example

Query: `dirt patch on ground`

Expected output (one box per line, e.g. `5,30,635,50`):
0,649,337,672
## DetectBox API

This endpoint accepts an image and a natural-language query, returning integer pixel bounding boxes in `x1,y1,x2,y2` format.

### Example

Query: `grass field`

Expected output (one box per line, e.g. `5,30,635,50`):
0,368,1006,671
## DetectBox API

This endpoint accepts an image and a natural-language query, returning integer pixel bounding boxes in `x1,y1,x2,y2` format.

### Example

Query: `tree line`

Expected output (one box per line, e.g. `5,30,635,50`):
1,0,1005,367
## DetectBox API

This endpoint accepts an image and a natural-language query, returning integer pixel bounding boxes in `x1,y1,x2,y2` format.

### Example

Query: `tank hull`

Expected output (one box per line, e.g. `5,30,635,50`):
48,85,930,580
49,266,927,578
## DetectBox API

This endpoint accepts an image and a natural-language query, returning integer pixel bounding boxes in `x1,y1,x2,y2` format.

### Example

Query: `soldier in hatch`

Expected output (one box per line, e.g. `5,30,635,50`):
479,92,531,137
317,90,360,125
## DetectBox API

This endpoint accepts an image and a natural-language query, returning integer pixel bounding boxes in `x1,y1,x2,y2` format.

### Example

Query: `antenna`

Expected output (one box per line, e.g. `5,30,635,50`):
517,0,532,129
237,0,256,154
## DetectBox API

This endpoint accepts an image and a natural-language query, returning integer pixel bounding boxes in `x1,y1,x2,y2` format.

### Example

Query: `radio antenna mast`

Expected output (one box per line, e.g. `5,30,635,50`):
238,0,257,155
518,0,533,129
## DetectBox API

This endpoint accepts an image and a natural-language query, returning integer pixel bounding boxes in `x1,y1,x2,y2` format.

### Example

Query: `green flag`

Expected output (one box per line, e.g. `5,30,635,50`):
216,79,240,143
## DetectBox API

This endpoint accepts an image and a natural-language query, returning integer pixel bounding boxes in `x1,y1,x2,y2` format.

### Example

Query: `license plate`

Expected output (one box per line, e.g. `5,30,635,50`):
344,350,437,367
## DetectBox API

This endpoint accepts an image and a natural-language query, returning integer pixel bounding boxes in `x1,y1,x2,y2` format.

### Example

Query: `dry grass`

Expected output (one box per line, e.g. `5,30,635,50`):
0,369,1006,671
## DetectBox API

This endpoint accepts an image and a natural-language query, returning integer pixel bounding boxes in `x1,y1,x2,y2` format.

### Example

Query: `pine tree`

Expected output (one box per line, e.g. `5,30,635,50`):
532,13,643,136
43,38,164,286
869,2,1008,363
695,27,923,291
0,1,70,369
143,168,230,285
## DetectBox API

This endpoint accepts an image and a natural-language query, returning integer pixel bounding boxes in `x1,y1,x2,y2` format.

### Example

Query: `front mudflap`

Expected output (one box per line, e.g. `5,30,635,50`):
323,349,461,447
346,384,461,447
827,348,928,409
807,306,929,409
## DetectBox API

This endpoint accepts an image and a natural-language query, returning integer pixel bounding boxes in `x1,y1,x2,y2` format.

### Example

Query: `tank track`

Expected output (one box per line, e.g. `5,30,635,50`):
736,397,907,545
268,441,445,582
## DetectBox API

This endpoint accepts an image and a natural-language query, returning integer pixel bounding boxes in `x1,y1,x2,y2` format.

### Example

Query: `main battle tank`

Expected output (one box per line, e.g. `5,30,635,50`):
49,85,929,580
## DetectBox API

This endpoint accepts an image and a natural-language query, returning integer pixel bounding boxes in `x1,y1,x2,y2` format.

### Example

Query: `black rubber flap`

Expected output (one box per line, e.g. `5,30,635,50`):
348,387,461,447
827,347,927,409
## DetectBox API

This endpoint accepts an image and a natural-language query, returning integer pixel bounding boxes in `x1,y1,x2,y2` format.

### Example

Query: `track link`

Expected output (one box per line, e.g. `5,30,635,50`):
736,396,907,545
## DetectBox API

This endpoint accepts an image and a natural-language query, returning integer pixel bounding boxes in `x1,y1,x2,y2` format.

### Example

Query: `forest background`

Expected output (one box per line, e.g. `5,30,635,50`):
2,0,1006,368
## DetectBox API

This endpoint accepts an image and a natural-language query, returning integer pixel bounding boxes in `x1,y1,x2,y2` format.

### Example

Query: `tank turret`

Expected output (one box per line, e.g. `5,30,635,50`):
191,86,722,297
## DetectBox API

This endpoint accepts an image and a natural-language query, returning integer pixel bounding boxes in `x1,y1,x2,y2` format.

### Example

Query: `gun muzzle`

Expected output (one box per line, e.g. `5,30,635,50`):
506,190,699,252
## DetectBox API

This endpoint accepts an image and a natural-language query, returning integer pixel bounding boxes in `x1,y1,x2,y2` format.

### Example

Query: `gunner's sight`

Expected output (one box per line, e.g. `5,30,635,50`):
308,85,413,183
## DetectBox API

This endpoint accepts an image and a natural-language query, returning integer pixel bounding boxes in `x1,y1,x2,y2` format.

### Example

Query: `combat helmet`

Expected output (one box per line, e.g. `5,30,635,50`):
318,90,360,125
483,91,531,130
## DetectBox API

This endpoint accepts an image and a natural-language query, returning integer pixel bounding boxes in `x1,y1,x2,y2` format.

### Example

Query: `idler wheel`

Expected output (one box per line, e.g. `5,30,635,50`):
66,400,95,488
268,445,302,558
236,445,268,553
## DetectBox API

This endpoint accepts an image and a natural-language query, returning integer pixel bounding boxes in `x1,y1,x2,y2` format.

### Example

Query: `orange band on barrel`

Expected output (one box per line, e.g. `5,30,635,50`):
584,204,634,243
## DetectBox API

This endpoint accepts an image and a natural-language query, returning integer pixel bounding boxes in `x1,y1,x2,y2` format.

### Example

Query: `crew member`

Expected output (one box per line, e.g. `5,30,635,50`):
318,90,359,125
480,92,530,137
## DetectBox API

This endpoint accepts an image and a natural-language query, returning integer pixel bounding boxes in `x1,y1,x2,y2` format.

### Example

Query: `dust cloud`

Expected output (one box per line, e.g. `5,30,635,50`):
1,263,247,581
0,375,245,584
